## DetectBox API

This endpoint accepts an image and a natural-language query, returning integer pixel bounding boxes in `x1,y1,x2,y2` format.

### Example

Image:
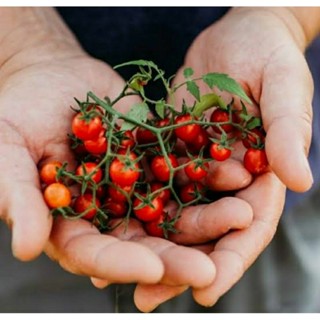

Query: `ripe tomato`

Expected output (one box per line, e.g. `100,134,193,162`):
243,148,268,175
242,128,265,149
144,213,166,238
186,127,210,154
76,162,103,184
107,184,132,202
39,161,62,185
104,197,127,218
150,182,171,205
210,108,235,134
72,112,103,140
119,130,135,149
74,193,101,220
133,196,163,222
184,159,209,181
209,143,232,161
150,154,178,182
180,182,205,203
43,183,71,209
136,126,157,145
174,114,201,143
109,154,140,187
84,129,107,154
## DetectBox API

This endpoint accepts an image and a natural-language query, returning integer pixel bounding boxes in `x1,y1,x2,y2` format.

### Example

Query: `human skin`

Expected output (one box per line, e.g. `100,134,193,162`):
0,7,319,312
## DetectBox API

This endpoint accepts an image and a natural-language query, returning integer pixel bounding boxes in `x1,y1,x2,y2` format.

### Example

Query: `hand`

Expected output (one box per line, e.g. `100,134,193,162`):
130,7,315,310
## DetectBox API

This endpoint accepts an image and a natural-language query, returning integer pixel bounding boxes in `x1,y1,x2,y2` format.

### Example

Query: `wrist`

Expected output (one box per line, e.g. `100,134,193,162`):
0,8,84,71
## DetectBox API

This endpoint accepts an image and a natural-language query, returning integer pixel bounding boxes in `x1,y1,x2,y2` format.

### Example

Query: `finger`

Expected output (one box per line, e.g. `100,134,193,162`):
45,217,164,284
109,219,216,289
134,284,188,313
169,197,253,245
261,48,313,192
192,172,285,306
0,143,52,261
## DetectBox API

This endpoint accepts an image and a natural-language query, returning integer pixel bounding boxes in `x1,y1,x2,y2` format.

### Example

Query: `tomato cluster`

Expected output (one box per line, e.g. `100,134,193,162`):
39,62,268,238
39,102,268,238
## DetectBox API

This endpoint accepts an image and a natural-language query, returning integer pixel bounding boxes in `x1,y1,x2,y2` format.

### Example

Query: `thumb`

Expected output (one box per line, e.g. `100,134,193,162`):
0,143,52,261
261,47,313,192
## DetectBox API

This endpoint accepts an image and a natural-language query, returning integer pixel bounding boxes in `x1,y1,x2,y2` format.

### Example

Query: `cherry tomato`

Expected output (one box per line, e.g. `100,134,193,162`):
144,213,166,238
210,108,235,134
174,114,201,143
74,194,101,220
209,143,232,161
84,129,107,154
43,183,71,209
133,196,163,222
76,162,103,184
104,197,128,218
184,159,209,181
150,154,178,182
72,112,103,140
242,128,265,149
243,148,268,175
39,161,62,185
180,182,205,203
109,154,140,187
107,184,132,202
136,126,157,145
119,130,135,149
150,182,171,205
186,127,210,154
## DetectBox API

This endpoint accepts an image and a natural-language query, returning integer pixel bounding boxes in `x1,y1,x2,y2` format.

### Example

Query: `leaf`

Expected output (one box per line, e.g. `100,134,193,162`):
186,80,200,102
121,102,149,131
247,117,262,130
192,93,227,117
183,67,194,78
114,60,157,70
155,100,166,119
202,73,252,104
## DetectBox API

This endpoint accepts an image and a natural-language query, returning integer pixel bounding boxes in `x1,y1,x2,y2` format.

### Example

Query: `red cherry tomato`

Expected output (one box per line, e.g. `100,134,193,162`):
104,197,127,218
180,182,205,203
174,114,201,143
144,213,166,238
76,162,103,184
242,128,265,149
109,154,140,187
133,196,163,222
108,184,132,202
39,161,62,185
243,148,268,175
210,109,235,134
72,112,103,140
74,194,101,220
186,127,210,154
119,130,136,149
84,129,107,155
136,126,157,145
184,159,209,181
209,143,232,161
150,154,178,182
43,183,71,209
150,182,171,205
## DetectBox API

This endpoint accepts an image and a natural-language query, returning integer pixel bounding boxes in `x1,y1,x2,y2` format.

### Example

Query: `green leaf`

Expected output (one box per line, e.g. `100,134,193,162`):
186,80,200,102
247,117,262,130
114,60,157,70
202,73,252,104
121,102,149,131
183,67,194,78
155,100,166,119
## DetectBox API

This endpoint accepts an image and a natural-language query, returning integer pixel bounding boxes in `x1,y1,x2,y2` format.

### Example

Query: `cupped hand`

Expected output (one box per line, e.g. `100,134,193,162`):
130,8,309,311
